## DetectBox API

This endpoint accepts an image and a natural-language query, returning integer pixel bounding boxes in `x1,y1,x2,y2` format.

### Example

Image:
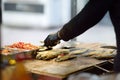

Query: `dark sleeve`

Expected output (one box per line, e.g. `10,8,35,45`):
109,0,120,73
59,0,113,41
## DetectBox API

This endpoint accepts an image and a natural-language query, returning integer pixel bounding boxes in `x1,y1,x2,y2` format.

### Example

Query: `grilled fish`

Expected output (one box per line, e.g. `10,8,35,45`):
36,49,69,60
55,54,76,62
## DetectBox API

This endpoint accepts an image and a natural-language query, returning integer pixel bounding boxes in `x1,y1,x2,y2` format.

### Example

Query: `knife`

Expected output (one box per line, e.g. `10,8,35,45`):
101,45,117,49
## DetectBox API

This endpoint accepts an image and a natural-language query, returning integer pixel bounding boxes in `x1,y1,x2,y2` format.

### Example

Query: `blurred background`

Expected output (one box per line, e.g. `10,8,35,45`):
1,0,116,47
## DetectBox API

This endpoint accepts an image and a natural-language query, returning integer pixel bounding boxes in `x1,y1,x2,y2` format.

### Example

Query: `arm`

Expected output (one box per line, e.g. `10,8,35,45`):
44,0,113,47
59,0,113,41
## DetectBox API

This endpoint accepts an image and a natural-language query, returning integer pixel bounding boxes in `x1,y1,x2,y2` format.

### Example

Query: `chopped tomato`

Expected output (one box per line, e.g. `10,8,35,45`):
8,42,38,50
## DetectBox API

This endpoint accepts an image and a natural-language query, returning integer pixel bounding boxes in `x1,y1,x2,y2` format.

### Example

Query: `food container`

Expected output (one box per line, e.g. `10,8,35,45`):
1,42,39,67
1,48,38,67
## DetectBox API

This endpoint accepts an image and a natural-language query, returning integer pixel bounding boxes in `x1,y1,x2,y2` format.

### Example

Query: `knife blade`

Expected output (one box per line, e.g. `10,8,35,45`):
101,46,117,49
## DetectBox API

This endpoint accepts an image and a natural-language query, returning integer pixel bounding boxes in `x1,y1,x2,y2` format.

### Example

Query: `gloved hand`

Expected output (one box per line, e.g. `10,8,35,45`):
44,32,61,48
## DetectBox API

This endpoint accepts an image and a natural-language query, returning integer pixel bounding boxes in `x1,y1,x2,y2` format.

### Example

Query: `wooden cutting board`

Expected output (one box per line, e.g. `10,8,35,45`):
24,56,105,78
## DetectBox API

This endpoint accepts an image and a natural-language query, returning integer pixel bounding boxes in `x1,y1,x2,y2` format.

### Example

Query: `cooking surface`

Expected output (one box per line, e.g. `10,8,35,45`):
24,56,105,78
24,43,115,78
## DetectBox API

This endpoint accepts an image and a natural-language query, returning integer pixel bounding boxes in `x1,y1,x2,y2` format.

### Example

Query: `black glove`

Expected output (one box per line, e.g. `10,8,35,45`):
44,32,61,48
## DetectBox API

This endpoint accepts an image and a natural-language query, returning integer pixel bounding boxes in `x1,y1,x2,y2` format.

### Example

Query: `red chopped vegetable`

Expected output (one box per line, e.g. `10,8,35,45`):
8,42,38,50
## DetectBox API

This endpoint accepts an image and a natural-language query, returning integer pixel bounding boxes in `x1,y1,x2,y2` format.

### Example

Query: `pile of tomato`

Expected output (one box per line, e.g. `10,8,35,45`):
8,42,38,50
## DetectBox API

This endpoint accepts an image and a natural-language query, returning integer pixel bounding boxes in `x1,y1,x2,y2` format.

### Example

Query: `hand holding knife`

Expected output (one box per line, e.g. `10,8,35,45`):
44,32,61,48
39,40,60,51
